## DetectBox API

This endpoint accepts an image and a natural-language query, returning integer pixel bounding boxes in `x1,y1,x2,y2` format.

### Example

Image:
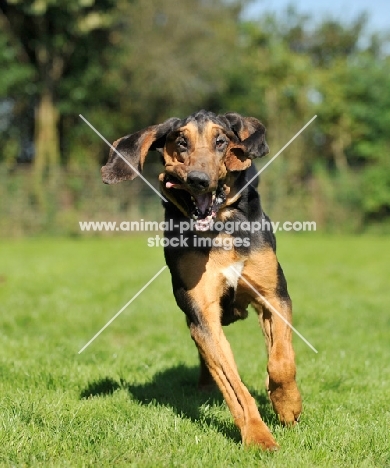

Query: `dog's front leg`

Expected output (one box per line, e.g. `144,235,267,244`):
189,318,278,450
170,252,278,450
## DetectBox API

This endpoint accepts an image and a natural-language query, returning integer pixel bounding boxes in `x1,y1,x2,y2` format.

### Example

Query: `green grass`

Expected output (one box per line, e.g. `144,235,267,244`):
0,235,389,467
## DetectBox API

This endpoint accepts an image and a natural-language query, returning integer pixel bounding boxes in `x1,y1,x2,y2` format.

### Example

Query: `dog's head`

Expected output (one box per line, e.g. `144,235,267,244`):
102,110,269,230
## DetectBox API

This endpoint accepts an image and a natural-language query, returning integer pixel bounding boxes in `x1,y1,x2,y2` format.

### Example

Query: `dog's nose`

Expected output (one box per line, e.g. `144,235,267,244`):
187,171,210,191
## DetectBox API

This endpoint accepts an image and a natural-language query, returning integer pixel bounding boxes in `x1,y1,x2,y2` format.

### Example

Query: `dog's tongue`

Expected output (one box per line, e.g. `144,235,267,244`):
194,193,212,215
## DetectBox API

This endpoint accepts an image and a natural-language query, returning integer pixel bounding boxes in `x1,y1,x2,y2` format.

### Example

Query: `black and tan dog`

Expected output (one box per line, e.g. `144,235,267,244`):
101,110,302,450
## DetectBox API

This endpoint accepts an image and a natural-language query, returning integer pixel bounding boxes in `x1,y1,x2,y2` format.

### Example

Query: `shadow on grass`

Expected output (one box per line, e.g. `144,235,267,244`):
80,364,279,444
80,377,121,398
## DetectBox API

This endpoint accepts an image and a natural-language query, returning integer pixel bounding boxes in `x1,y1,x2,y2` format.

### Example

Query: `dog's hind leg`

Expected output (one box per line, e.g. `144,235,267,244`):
197,352,217,391
186,316,216,391
239,248,302,425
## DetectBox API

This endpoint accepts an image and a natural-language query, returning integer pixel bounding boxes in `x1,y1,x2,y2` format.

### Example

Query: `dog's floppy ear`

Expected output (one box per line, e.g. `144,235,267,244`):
101,117,180,184
220,112,269,171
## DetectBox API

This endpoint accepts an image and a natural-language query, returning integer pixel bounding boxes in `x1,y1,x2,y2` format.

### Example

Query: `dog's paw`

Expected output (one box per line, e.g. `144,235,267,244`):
269,382,302,425
243,419,279,451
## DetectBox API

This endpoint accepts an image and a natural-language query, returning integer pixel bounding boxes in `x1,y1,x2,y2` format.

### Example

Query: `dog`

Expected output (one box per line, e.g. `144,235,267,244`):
101,110,302,450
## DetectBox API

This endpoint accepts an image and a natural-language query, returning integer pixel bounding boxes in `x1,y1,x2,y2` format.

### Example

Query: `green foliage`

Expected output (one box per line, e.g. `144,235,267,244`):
0,164,165,237
362,152,390,217
1,1,390,230
220,8,390,227
0,33,34,97
0,236,389,466
104,0,242,131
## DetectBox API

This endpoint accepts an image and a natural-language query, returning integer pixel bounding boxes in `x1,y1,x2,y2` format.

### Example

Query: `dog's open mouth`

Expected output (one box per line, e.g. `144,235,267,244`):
164,177,227,231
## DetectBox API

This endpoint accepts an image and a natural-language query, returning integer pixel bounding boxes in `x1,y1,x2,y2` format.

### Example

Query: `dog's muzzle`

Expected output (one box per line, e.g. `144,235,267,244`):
164,172,227,231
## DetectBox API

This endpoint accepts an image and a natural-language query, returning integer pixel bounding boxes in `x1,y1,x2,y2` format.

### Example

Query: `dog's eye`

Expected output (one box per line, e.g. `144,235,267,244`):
176,137,188,151
216,136,227,149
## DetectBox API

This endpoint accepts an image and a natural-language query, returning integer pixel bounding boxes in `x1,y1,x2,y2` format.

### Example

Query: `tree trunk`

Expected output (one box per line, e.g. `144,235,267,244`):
331,115,350,171
33,89,60,206
34,88,60,169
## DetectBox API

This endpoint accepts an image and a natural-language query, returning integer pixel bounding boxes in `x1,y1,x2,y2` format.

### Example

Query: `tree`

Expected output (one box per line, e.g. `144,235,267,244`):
108,0,242,132
0,25,35,164
0,0,116,182
219,8,390,226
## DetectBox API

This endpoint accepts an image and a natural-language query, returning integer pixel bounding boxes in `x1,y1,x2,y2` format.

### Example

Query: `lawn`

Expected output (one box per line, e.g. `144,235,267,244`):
0,235,389,467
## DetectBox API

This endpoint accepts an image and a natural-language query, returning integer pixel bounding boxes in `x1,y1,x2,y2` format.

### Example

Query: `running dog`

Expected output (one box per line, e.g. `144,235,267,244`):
101,110,302,450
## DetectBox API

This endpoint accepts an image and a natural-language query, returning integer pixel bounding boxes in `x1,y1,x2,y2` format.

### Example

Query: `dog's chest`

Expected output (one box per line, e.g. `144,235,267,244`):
221,261,244,289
